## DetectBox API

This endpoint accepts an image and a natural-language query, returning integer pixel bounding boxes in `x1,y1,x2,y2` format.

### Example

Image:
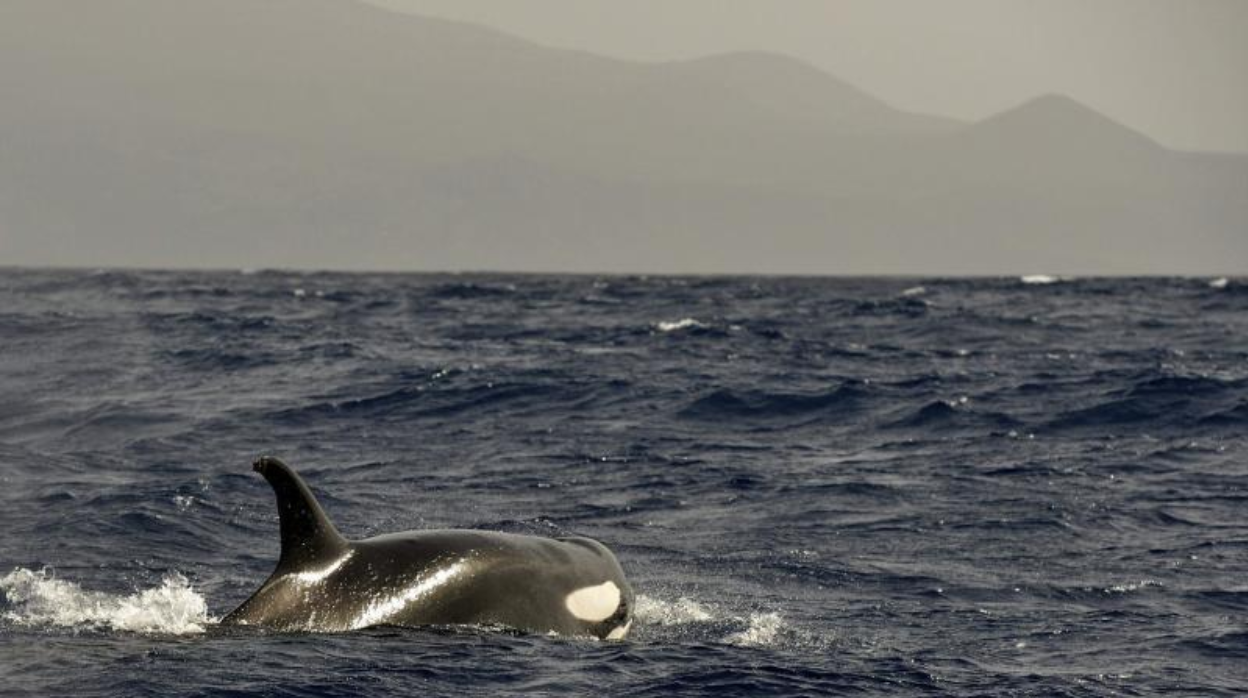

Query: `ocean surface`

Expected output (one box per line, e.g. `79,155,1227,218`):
1,269,1246,697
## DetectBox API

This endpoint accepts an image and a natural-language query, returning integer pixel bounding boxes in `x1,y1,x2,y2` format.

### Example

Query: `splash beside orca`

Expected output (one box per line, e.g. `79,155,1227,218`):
222,456,634,640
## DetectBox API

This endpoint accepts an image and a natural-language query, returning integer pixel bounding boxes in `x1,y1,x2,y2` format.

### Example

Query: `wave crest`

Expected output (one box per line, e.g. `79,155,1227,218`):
679,385,866,421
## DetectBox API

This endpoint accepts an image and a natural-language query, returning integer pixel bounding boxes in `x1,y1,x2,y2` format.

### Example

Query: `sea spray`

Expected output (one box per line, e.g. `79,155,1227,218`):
634,595,805,649
0,567,212,634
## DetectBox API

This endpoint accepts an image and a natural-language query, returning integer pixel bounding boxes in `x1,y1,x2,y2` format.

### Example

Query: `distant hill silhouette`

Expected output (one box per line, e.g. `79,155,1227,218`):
971,94,1159,148
1,0,1244,274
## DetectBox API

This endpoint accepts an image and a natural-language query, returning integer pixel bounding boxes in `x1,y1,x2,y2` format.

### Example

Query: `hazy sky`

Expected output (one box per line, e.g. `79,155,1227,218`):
4,0,1243,272
365,0,1248,153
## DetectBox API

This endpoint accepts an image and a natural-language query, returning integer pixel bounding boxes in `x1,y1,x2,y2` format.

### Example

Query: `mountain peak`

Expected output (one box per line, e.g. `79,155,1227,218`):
971,93,1160,151
1019,92,1096,112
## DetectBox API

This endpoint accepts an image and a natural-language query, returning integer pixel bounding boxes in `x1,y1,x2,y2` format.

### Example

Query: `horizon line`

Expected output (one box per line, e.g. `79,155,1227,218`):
1,264,1240,281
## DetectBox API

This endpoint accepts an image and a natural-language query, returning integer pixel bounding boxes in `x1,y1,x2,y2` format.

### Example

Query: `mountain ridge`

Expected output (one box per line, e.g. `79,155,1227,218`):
0,0,1243,274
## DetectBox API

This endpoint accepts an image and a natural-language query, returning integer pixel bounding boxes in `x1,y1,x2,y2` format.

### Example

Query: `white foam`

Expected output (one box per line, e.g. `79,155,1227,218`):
634,595,806,649
634,594,714,625
0,567,212,635
1105,580,1162,594
655,318,705,333
724,612,784,647
1020,275,1062,285
901,286,927,297
1209,277,1229,289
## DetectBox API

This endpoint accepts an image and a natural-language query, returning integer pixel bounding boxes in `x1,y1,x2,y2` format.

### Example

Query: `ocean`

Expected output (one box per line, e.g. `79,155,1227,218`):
1,269,1245,697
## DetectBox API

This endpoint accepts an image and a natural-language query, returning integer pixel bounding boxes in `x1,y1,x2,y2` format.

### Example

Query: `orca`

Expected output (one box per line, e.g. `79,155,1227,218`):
222,456,634,639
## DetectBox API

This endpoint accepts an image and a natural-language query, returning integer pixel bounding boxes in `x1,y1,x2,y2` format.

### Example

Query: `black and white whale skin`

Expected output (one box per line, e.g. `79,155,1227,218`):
222,457,634,639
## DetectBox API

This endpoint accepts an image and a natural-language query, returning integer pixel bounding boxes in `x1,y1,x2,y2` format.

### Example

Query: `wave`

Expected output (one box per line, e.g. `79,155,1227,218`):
273,376,620,425
165,347,281,371
655,318,705,333
1204,277,1248,293
650,317,733,338
1041,579,1165,603
142,310,279,335
0,568,212,635
1044,370,1247,431
1199,401,1248,426
428,281,518,300
1199,277,1248,309
850,297,930,317
886,399,1022,430
1020,274,1063,285
1127,374,1245,398
1190,589,1248,612
6,402,186,450
678,384,867,421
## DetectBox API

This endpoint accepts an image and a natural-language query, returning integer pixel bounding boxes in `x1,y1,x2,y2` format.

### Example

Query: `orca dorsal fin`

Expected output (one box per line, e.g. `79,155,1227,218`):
253,456,348,569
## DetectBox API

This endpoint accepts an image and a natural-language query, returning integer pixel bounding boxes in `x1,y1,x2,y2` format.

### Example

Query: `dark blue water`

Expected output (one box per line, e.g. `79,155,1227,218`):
1,269,1246,697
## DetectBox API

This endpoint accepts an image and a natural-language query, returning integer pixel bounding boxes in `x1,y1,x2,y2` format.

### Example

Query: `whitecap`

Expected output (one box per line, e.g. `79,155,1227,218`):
724,612,784,647
900,286,927,297
1104,580,1162,594
1208,277,1229,290
0,567,212,635
655,318,705,333
1020,275,1062,285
